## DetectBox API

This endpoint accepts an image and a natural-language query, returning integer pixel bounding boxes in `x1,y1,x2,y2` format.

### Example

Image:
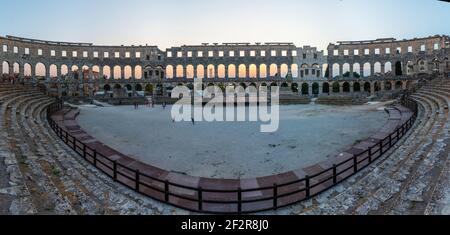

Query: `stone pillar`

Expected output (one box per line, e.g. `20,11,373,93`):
360,67,364,78
381,63,385,75
339,82,344,93
349,64,354,78
131,66,135,80
370,64,375,77
121,67,125,80
277,65,281,78
308,83,312,96
350,84,354,93
318,84,323,95
339,64,343,78
370,82,375,96
193,66,197,79
224,66,228,80
99,66,104,79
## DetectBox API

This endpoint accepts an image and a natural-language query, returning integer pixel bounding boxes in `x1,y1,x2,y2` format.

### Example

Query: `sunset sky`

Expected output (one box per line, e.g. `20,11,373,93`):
0,0,449,51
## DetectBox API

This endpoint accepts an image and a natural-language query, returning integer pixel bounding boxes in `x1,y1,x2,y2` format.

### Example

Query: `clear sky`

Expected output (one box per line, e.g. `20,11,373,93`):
0,0,449,51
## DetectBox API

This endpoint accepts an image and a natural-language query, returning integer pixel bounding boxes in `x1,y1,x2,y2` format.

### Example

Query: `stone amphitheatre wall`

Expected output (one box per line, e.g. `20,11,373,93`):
1,35,449,98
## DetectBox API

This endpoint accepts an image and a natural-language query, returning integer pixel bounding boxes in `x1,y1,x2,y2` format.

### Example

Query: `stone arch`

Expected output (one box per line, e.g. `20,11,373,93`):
238,64,246,78
332,63,340,78
259,64,267,78
342,63,350,77
35,63,46,77
103,66,111,79
135,84,143,91
207,64,215,78
269,64,278,77
104,84,111,91
176,65,184,78
49,64,58,78
343,82,350,92
114,84,122,89
135,65,142,79
332,82,340,93
291,64,299,78
228,64,236,78
186,64,194,79
217,64,226,78
374,62,382,75
24,63,32,77
312,82,319,95
196,65,205,79
395,81,403,90
395,61,403,76
363,62,371,77
364,82,371,93
92,65,100,79
291,83,299,92
300,64,308,78
353,82,361,92
113,66,122,79
166,65,174,79
385,81,392,90
385,62,392,74
353,63,361,77
323,82,330,93
13,62,20,75
280,64,289,78
125,84,132,91
312,64,321,78
249,64,257,78
1,61,9,74
124,65,132,79
301,83,309,95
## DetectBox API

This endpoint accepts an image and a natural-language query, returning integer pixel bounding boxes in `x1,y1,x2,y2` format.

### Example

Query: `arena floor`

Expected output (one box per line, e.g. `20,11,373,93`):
76,103,389,179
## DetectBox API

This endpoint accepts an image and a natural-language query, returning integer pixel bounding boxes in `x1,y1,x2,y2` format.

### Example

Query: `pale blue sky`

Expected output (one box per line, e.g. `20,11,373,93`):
0,0,449,51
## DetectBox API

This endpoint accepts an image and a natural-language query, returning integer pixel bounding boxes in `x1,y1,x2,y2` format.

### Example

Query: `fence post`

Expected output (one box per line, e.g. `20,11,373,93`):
93,149,97,166
379,141,383,155
165,180,169,202
135,170,140,192
333,164,337,184
273,184,278,210
238,187,242,214
113,160,117,181
305,176,310,199
83,144,86,159
198,187,203,211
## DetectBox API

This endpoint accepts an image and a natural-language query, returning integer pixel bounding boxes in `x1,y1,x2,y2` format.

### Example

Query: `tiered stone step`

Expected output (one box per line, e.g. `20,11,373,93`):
282,79,450,215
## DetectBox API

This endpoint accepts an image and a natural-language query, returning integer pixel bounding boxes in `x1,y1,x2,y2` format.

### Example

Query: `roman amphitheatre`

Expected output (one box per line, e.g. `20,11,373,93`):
1,34,450,215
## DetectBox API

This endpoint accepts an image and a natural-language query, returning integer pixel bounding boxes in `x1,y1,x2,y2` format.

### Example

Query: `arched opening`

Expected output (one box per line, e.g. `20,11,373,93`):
135,84,143,91
186,65,194,79
207,64,215,78
196,65,204,79
364,82,371,93
249,64,257,78
363,63,371,77
103,66,111,79
1,61,9,74
353,63,361,77
238,64,246,78
49,64,58,78
124,65,132,79
323,82,330,93
113,66,122,79
92,66,100,79
332,63,340,78
353,82,361,92
114,84,122,89
13,62,20,75
342,63,350,77
374,82,381,92
24,63,32,77
125,84,132,91
217,64,225,78
301,83,309,95
104,84,111,91
312,83,319,95
385,62,392,74
395,81,403,90
145,84,154,94
176,65,184,78
35,63,46,77
135,65,142,79
385,81,392,90
374,62,381,75
228,64,236,78
332,82,340,93
343,82,350,92
259,64,267,78
291,83,299,93
280,64,288,78
269,64,278,77
395,61,403,76
166,65,174,79
291,64,299,78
